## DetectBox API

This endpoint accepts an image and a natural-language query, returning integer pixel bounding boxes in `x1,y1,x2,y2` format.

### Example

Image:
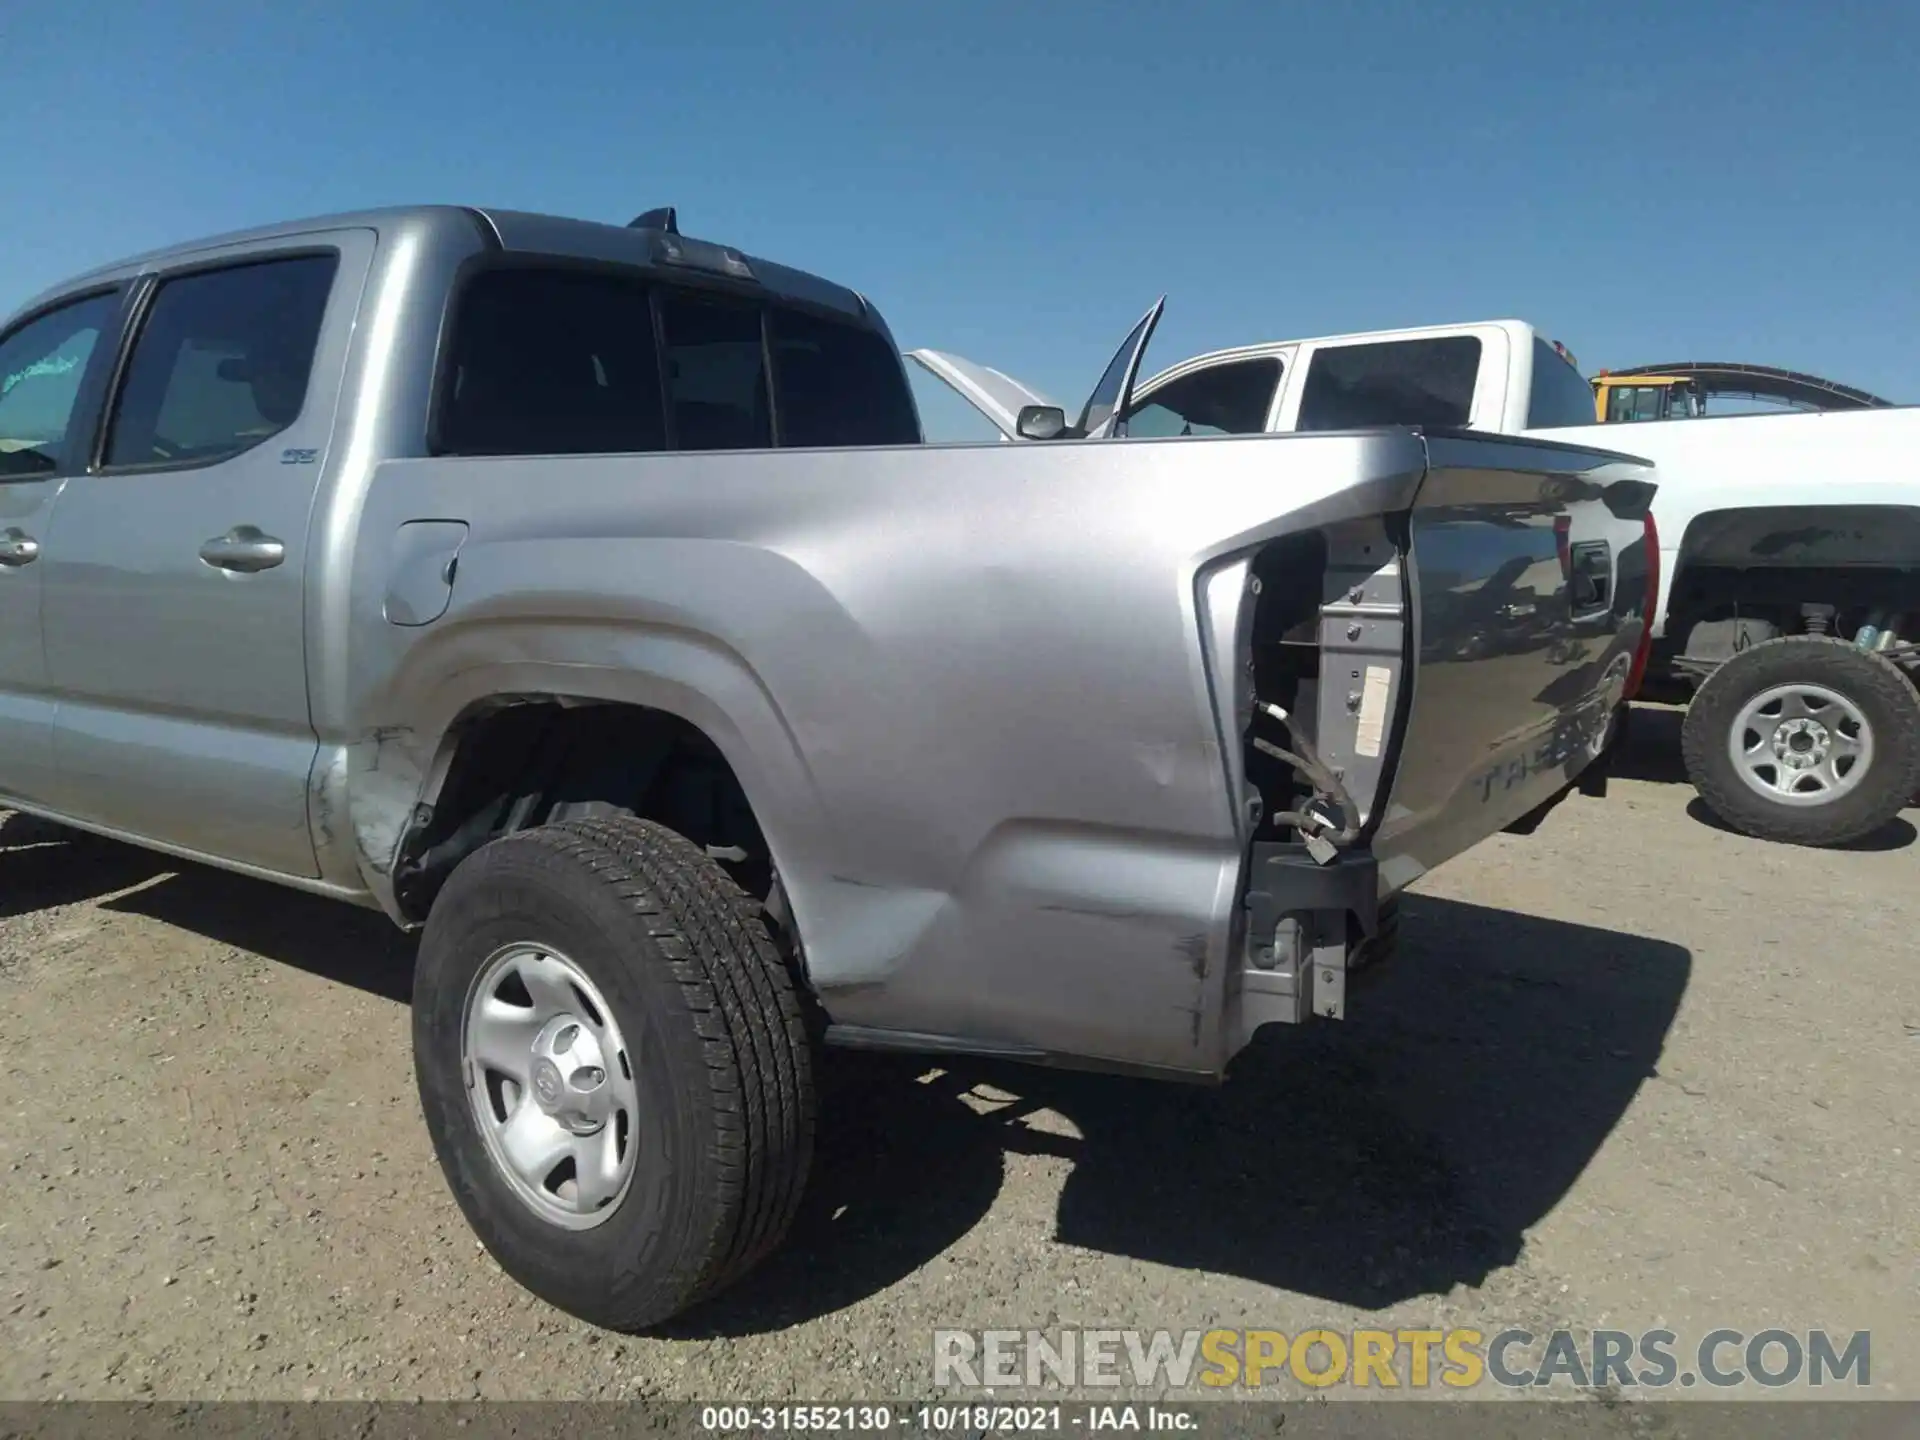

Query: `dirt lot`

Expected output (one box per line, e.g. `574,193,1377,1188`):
0,704,1914,1408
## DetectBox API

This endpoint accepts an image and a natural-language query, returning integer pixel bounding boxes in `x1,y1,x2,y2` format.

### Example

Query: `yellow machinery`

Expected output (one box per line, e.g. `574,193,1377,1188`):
1591,371,1706,423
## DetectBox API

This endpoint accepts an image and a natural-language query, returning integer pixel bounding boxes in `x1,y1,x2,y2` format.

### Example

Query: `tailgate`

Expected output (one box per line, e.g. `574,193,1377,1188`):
1365,432,1656,890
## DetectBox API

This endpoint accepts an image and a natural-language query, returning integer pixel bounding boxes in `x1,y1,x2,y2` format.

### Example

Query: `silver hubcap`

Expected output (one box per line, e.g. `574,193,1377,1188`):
463,944,639,1229
1728,682,1873,808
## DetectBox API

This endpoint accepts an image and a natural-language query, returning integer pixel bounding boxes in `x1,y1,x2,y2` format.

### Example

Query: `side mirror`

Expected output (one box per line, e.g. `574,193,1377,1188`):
1015,404,1068,441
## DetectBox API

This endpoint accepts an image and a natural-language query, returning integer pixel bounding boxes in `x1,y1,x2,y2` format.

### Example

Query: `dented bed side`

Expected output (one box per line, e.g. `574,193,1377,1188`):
340,427,1653,1079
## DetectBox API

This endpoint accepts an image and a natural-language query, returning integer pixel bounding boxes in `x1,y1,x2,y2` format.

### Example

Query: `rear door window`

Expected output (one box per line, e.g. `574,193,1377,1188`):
437,267,666,456
656,291,771,451
1123,357,1282,437
0,291,119,478
1295,336,1481,432
104,255,337,469
769,306,919,448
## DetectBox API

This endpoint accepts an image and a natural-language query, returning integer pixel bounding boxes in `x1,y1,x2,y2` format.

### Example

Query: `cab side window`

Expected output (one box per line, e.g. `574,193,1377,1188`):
1606,386,1667,423
1123,358,1282,438
0,292,119,479
437,267,667,456
770,306,920,448
104,255,337,469
1296,336,1481,432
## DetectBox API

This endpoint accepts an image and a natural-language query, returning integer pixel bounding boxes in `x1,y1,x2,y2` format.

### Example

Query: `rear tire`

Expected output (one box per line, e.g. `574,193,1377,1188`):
1680,636,1920,847
412,815,814,1330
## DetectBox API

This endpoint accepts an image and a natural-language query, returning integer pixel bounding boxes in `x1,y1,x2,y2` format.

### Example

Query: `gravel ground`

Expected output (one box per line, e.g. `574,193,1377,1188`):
0,704,1914,1412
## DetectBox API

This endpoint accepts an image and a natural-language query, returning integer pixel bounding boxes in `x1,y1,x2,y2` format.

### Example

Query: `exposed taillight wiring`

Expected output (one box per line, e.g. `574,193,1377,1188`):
1250,701,1360,862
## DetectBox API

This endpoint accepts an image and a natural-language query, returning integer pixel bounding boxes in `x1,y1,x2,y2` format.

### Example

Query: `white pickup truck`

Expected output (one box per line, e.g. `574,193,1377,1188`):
914,311,1920,847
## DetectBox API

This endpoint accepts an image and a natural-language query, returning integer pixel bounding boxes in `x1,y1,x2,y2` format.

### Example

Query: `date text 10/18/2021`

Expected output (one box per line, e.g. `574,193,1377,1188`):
701,1406,1194,1433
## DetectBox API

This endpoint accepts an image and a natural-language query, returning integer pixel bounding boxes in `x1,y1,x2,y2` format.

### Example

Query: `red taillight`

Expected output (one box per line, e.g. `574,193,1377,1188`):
1624,510,1661,699
1554,514,1573,580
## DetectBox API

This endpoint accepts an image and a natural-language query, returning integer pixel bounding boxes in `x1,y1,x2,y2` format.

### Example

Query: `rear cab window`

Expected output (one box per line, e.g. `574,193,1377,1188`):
1526,337,1599,429
435,263,919,458
1295,336,1482,432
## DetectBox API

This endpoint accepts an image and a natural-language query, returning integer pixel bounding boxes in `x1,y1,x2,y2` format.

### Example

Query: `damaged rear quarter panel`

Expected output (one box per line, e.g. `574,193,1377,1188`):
344,432,1428,1074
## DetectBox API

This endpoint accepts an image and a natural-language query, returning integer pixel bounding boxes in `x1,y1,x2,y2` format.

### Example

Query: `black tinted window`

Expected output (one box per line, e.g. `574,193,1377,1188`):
1122,357,1281,438
438,270,916,457
0,292,117,478
657,291,770,451
106,255,336,468
438,268,667,457
1527,338,1598,428
770,307,919,448
1296,336,1482,432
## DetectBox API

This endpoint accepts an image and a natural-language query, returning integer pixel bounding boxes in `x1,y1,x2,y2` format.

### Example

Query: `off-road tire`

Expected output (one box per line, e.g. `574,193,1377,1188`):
1681,636,1920,847
412,815,814,1331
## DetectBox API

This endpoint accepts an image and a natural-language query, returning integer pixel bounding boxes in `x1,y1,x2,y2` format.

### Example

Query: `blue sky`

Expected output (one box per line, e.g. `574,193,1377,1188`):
6,0,1917,437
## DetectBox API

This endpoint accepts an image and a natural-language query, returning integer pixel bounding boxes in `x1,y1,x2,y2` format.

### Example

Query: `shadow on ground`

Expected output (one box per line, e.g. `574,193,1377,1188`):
671,894,1691,1336
1604,706,1917,852
0,811,416,999
105,870,419,1001
1681,797,1916,853
1604,704,1691,786
1,812,1690,1337
0,812,173,920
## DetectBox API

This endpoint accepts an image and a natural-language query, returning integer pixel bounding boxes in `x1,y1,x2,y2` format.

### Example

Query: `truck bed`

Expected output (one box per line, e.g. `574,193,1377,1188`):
1526,405,1920,637
353,425,1654,1075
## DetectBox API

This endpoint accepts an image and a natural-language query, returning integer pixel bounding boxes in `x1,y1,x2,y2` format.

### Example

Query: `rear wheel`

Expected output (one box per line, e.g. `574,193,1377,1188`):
1680,636,1920,847
412,815,814,1330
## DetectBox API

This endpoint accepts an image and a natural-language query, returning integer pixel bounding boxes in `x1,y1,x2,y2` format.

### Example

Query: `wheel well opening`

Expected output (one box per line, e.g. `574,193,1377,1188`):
1667,507,1920,655
392,699,773,923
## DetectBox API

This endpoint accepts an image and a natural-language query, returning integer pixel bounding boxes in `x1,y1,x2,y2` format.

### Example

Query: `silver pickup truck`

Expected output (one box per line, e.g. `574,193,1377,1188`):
0,205,1656,1330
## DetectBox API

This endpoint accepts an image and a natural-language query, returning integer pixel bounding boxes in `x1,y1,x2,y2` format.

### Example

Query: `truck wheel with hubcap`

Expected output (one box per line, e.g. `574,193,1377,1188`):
1680,635,1920,847
411,815,814,1331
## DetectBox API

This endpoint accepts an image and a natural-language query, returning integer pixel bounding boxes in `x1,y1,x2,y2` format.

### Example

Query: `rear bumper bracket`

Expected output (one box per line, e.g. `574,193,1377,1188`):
1230,844,1379,1044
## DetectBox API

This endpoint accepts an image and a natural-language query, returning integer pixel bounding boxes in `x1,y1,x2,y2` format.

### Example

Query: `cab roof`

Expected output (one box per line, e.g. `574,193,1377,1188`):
15,204,870,325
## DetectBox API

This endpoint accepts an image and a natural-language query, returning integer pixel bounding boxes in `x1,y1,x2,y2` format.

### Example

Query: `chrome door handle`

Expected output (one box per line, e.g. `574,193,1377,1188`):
0,528,39,567
199,526,285,573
